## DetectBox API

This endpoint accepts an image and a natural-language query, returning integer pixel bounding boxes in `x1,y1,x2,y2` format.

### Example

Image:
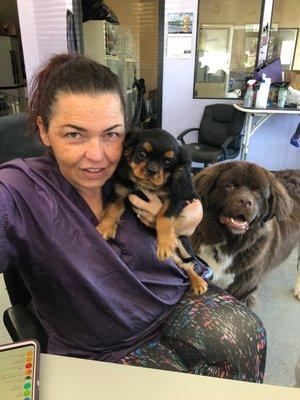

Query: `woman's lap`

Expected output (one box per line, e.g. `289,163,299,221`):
118,284,267,382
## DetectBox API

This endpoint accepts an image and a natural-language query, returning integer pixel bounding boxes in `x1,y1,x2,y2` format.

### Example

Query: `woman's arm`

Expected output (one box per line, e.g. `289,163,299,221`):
128,190,203,237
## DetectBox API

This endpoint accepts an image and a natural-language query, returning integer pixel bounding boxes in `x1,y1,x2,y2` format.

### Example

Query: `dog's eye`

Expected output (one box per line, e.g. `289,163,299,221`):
253,190,262,197
137,149,146,159
225,184,235,191
164,160,172,169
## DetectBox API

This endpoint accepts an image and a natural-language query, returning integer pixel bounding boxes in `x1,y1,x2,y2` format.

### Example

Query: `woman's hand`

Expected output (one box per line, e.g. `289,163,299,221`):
128,190,203,236
128,190,163,229
173,199,203,236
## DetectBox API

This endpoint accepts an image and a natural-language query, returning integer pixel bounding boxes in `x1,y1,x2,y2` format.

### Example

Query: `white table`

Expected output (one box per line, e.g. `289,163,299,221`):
233,102,300,160
39,353,300,399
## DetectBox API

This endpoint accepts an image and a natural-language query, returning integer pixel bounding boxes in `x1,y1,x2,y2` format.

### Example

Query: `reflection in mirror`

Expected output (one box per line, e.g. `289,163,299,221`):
194,0,262,99
270,0,300,70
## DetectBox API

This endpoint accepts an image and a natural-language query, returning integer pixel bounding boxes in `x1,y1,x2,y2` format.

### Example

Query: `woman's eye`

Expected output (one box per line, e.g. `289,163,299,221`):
137,149,146,159
105,132,120,139
67,132,81,140
225,184,235,191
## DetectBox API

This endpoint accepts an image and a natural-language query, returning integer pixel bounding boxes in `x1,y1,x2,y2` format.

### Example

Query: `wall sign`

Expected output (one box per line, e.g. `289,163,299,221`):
167,12,193,58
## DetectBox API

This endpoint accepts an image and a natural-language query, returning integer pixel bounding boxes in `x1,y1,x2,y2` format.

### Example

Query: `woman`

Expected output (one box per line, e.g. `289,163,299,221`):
0,54,266,382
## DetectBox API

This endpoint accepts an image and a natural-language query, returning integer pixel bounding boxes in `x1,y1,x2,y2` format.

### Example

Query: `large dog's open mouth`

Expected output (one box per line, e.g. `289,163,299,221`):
220,215,249,233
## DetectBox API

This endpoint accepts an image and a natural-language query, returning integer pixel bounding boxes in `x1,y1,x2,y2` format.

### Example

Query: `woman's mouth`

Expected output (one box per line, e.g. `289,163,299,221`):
82,167,106,178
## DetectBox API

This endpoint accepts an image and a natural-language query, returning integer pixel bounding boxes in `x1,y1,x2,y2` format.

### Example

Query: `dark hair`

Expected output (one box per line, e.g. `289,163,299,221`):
27,53,125,135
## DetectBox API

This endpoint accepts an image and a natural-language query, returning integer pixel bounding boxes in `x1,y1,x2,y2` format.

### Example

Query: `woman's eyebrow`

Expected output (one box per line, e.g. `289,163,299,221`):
62,124,123,132
103,124,123,132
62,124,86,131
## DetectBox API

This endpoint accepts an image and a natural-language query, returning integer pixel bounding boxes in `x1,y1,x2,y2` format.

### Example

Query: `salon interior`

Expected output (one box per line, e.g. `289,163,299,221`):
0,0,299,398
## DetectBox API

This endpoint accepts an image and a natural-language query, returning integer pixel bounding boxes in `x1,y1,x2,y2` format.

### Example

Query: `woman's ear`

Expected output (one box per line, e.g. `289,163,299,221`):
37,116,51,147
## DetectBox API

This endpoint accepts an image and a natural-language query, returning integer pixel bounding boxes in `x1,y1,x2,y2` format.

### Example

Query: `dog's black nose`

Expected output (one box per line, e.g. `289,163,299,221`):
147,163,158,176
235,197,253,208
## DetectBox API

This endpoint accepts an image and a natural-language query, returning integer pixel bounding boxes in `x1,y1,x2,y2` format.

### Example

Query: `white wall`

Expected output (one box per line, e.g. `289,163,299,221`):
162,0,300,170
17,0,73,91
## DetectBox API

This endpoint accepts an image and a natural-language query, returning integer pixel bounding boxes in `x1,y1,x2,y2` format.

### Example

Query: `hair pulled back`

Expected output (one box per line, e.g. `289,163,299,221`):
27,53,125,135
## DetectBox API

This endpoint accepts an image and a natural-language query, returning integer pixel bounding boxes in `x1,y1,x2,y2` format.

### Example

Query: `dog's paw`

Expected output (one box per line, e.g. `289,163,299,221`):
293,287,300,300
245,294,258,309
96,222,117,240
156,234,177,261
191,277,208,295
157,243,175,261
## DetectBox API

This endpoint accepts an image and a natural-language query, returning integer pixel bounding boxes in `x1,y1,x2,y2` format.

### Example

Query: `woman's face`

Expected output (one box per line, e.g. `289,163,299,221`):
37,92,125,197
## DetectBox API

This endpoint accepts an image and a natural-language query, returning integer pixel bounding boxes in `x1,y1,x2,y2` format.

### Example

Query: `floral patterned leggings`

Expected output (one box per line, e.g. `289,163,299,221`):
118,283,267,383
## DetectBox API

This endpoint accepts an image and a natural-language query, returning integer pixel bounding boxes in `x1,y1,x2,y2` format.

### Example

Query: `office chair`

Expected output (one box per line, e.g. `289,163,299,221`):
0,112,48,351
177,104,245,168
3,264,48,352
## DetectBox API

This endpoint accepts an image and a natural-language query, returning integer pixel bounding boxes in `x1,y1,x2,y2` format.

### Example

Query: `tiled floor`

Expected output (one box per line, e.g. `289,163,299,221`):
0,248,299,387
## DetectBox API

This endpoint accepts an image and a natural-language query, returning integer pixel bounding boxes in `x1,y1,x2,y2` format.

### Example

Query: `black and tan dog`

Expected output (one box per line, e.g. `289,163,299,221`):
97,128,207,295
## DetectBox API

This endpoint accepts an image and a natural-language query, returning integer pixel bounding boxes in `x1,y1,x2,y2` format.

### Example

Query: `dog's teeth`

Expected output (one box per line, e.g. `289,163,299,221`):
231,218,235,223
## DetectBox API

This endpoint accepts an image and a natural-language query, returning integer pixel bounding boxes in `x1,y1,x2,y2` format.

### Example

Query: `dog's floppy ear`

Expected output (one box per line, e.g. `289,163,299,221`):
124,129,141,151
263,171,293,222
193,162,230,207
171,146,196,199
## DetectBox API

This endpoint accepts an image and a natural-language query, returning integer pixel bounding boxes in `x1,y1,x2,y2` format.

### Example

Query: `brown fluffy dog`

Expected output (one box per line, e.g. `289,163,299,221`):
191,161,300,307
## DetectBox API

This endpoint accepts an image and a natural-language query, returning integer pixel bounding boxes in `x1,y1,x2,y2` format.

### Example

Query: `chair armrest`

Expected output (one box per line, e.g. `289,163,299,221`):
177,128,200,145
220,134,240,149
221,134,241,158
3,304,48,352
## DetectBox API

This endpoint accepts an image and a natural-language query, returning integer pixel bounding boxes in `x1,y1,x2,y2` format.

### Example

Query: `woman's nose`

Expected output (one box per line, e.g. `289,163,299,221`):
85,139,105,161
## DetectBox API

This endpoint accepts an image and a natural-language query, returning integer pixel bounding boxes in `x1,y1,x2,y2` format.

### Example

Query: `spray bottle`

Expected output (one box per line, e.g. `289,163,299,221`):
243,79,256,108
255,73,271,109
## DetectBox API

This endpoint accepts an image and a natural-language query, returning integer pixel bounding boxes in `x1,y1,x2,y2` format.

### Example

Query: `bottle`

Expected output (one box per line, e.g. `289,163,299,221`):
243,85,254,108
277,85,288,108
255,74,271,109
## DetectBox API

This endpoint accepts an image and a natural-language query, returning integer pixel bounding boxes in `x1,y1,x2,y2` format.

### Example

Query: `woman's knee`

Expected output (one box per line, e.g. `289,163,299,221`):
162,284,267,369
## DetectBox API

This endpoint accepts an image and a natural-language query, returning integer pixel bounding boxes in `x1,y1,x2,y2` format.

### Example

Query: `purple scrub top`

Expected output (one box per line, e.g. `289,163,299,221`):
0,154,194,361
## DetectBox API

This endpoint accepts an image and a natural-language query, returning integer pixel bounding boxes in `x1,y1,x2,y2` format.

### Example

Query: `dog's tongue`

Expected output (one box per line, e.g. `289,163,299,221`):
220,216,249,231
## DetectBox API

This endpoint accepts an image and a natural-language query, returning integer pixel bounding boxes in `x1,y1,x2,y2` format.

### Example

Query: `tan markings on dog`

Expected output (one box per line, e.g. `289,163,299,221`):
115,183,131,198
130,161,165,187
97,199,126,240
156,200,177,260
130,160,148,180
143,142,153,152
152,169,165,186
164,150,174,158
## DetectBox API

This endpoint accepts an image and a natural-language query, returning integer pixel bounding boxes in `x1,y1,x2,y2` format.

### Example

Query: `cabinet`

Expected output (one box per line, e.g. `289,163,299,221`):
83,20,138,120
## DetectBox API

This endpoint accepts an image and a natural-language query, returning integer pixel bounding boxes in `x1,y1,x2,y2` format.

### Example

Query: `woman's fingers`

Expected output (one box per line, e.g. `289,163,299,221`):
128,190,163,228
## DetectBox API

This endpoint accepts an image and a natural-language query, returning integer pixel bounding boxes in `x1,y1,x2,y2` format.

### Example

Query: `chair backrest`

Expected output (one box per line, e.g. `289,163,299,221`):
0,113,45,164
3,263,32,306
0,113,45,306
198,104,245,150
